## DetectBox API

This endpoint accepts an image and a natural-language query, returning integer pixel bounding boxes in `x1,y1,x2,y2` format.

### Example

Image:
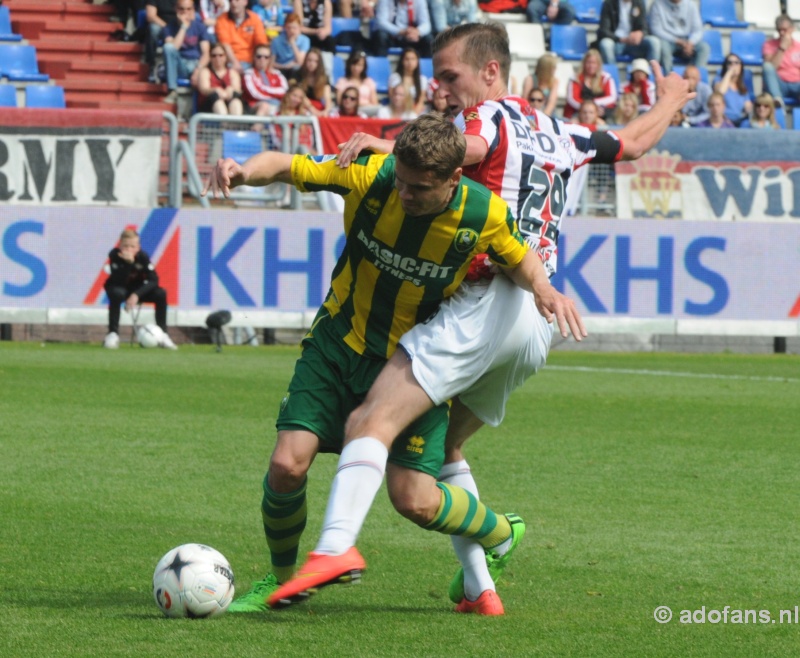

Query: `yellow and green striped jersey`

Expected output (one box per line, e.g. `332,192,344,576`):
291,152,528,360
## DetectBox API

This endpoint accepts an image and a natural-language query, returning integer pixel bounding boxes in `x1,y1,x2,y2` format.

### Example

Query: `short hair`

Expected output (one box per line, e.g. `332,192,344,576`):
119,229,139,242
284,12,302,26
776,14,793,28
393,114,466,180
433,22,510,84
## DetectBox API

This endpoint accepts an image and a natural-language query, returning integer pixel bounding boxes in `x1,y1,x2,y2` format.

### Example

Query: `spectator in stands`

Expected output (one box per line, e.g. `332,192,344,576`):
329,84,369,116
622,58,655,112
613,91,639,125
162,0,210,103
564,48,617,120
294,0,335,52
253,0,285,39
740,93,781,129
334,50,378,106
526,0,575,26
696,92,734,128
575,98,606,127
215,0,268,75
521,53,559,116
596,0,659,67
526,87,547,114
376,83,419,119
271,13,311,79
681,64,711,126
198,0,229,43
293,47,333,116
762,14,800,107
372,0,433,58
273,84,317,151
387,47,428,115
196,42,245,114
670,109,689,127
103,228,177,351
647,0,708,73
713,53,752,127
145,0,178,82
429,0,477,35
243,43,290,115
475,0,526,16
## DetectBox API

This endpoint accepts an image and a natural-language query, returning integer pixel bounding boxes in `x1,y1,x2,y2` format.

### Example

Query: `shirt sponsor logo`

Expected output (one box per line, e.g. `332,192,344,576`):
356,229,453,286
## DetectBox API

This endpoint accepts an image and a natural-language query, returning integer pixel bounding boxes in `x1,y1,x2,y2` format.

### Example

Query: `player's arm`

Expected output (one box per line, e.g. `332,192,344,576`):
614,61,694,160
336,132,487,168
503,250,587,341
202,152,295,198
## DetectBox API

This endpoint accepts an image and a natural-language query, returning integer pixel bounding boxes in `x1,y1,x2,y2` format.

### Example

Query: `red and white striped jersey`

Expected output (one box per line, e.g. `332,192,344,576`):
456,96,621,277
242,69,289,107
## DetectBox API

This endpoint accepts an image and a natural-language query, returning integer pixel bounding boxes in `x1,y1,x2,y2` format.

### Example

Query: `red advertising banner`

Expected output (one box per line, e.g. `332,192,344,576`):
317,117,409,155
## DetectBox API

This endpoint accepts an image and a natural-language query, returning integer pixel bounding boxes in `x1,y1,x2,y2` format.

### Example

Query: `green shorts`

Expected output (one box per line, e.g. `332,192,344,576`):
276,311,450,477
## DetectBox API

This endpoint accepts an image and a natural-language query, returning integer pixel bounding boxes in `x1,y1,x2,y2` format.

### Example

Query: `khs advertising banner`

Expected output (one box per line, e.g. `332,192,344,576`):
0,109,162,208
1,208,799,326
616,129,800,221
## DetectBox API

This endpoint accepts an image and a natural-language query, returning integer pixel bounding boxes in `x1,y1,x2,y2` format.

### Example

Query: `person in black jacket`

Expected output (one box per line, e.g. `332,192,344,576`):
103,229,177,350
596,0,660,67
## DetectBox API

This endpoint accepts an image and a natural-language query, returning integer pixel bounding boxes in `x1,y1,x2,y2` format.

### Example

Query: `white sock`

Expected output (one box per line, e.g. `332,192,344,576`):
315,437,388,556
438,460,495,600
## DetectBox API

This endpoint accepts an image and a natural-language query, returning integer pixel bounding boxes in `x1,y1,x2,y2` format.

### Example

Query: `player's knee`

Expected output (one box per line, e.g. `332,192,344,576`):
387,484,437,527
268,452,309,492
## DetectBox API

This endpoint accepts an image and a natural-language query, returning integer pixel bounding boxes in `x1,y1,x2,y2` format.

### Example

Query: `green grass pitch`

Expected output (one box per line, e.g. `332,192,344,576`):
1,342,799,657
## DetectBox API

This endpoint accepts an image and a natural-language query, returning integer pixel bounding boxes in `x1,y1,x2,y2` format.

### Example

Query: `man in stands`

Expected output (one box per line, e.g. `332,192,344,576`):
762,14,800,107
372,0,433,57
215,0,268,75
162,0,210,104
145,0,178,82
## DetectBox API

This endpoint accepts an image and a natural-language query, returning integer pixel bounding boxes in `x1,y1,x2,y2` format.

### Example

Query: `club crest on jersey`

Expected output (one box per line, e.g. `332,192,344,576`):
464,111,479,121
364,197,382,214
453,228,479,253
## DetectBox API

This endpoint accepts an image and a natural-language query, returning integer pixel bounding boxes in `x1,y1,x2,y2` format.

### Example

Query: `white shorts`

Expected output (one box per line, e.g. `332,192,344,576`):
399,275,554,427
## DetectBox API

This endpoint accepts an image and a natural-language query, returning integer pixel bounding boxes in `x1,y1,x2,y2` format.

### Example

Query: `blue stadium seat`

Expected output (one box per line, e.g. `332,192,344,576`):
774,105,786,129
793,107,800,130
702,29,725,65
331,17,361,54
603,64,621,93
25,84,66,108
222,130,264,165
419,57,433,81
730,31,766,66
572,0,602,23
0,44,50,82
0,6,23,41
550,25,588,61
332,55,345,82
366,55,392,94
0,83,17,107
700,0,749,28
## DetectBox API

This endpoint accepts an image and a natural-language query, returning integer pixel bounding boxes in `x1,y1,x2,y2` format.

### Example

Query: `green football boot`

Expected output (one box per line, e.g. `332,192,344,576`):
448,513,526,604
227,574,280,613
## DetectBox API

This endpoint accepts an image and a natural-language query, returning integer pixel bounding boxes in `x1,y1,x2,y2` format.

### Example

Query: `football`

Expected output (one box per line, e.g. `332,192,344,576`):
137,324,164,348
152,543,235,618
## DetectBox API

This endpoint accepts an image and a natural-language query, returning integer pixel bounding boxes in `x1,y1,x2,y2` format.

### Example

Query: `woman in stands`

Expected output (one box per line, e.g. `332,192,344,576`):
521,53,559,116
713,53,752,127
333,50,378,108
696,92,735,129
376,84,418,120
564,48,617,120
243,44,290,116
622,59,656,112
387,47,428,115
196,43,244,115
292,47,332,116
271,84,317,152
740,93,781,130
328,85,368,117
612,92,640,126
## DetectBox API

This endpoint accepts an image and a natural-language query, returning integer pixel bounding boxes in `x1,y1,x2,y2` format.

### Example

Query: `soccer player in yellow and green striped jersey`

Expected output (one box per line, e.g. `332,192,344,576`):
203,114,573,613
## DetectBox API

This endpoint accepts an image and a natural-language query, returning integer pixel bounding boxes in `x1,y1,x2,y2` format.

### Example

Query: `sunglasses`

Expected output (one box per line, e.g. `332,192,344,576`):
256,53,272,59
755,103,772,108
343,95,358,101
529,96,545,102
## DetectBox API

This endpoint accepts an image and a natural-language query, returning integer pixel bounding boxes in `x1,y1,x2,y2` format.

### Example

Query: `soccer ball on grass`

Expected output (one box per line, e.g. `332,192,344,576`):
152,543,235,618
137,324,165,348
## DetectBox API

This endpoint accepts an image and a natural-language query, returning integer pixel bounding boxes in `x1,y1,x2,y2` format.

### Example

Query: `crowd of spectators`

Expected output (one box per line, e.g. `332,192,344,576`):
133,0,797,133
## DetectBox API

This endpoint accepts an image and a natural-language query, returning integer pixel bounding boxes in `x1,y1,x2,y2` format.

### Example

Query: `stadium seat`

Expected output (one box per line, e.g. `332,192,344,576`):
0,83,17,107
332,55,345,82
700,0,748,28
792,107,800,130
419,57,433,81
787,0,800,22
506,23,546,61
509,59,531,95
25,84,66,108
702,29,725,66
0,44,50,82
331,17,361,54
366,55,392,95
0,6,23,41
222,130,264,165
603,64,621,93
774,105,786,129
742,0,781,29
572,0,602,23
729,31,766,66
550,24,588,61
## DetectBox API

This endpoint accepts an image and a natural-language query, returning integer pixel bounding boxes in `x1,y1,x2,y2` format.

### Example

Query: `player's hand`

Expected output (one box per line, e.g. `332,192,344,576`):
533,282,587,341
202,157,246,198
651,59,695,104
337,133,393,167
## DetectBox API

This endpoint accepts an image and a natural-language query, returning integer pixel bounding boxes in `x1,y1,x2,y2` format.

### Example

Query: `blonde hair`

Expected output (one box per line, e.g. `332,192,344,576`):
535,54,557,86
753,93,780,129
119,228,139,242
394,114,466,180
580,49,604,94
613,92,639,125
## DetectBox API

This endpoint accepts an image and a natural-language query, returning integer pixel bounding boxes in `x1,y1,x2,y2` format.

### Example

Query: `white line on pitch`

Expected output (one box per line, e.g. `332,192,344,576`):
545,365,800,384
